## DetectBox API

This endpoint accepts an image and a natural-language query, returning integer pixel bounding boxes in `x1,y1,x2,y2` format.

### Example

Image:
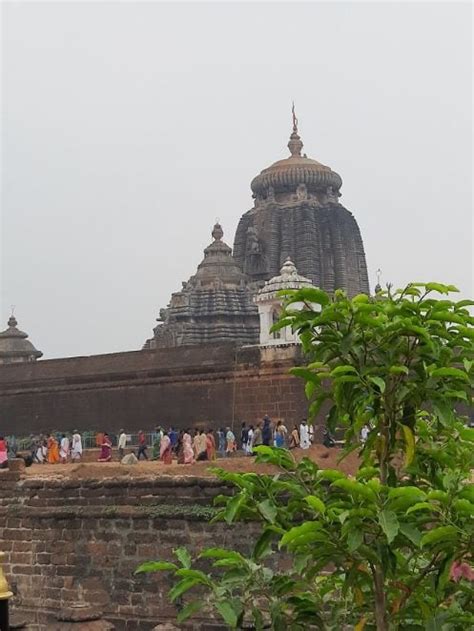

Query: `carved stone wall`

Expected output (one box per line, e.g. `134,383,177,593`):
233,201,369,296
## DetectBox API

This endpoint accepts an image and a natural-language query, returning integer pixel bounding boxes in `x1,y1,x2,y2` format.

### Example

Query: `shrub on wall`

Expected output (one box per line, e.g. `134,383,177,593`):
138,283,474,630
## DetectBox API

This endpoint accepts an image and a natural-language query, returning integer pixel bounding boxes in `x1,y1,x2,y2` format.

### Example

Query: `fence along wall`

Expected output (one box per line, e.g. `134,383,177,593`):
0,467,260,630
0,343,309,436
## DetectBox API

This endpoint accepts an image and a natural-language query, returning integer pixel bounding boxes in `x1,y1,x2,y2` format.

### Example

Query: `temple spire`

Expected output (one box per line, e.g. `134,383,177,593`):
292,101,298,134
288,102,303,157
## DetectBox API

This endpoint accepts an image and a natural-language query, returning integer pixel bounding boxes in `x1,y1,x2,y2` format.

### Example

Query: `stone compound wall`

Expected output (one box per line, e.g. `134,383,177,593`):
0,467,260,630
0,343,309,436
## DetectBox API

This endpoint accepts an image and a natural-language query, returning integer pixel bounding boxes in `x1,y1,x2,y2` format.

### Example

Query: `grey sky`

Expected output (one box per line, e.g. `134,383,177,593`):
2,1,472,359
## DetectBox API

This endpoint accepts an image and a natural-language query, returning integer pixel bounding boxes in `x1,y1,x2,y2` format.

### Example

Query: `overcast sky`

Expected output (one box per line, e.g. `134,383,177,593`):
1,1,472,359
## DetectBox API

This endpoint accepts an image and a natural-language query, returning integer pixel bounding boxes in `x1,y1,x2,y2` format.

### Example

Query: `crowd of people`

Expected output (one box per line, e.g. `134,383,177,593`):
0,417,319,468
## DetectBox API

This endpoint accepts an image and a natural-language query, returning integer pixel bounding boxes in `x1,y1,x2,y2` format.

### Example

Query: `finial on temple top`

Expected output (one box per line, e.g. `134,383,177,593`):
292,101,298,134
288,102,303,157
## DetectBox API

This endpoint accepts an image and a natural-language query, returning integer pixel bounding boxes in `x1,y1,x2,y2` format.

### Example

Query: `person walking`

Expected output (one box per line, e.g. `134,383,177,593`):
98,433,112,462
217,428,225,458
262,416,273,446
275,421,288,448
160,432,173,464
299,419,311,450
206,429,216,461
183,430,194,464
0,436,8,469
59,433,70,464
246,425,254,455
289,424,300,449
137,430,149,460
225,427,236,457
240,422,249,453
118,429,127,460
71,430,83,461
251,423,263,454
47,433,60,464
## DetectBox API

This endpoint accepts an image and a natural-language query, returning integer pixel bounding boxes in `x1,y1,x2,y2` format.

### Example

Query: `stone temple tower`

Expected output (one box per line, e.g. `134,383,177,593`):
233,110,369,296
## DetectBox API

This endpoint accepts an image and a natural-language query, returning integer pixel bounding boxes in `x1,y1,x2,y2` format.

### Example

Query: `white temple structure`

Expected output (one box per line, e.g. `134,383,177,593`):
254,258,314,346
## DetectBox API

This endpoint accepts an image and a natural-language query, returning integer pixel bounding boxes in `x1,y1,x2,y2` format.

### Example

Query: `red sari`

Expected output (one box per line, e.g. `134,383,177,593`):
98,436,112,462
160,435,172,464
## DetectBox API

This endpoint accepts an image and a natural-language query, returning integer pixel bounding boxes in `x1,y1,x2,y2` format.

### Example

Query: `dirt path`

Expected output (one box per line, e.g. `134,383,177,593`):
24,445,359,480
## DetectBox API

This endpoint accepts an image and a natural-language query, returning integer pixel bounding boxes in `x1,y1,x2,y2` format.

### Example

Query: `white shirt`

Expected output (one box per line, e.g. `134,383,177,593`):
72,433,82,455
300,423,310,449
118,433,127,449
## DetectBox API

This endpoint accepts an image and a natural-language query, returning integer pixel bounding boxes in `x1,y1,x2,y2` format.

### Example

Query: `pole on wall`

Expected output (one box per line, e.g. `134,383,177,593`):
0,552,12,631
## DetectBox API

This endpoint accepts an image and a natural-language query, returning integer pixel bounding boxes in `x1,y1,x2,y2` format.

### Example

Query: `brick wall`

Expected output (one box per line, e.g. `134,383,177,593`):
0,468,261,630
0,344,309,436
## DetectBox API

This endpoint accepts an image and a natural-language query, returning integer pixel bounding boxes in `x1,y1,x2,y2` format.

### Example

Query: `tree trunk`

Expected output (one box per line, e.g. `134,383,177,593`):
373,566,388,631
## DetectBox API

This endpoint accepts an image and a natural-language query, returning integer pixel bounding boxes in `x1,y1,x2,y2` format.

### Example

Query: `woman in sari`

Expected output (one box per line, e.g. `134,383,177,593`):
160,432,173,464
0,436,8,469
47,434,60,464
206,430,216,461
289,425,300,450
97,433,112,462
183,430,194,464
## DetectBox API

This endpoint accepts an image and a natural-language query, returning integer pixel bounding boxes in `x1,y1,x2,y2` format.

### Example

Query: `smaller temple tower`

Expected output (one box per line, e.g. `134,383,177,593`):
255,258,314,346
144,223,259,348
0,315,43,364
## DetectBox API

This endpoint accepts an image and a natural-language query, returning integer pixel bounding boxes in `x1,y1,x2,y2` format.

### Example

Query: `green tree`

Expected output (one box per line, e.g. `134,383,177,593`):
137,283,474,630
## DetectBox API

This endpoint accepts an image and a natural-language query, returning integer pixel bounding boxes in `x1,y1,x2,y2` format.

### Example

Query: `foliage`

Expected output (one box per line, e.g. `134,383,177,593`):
137,283,474,630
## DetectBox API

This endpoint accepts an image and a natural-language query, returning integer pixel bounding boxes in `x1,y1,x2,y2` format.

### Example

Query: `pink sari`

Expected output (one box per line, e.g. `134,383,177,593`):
183,433,194,464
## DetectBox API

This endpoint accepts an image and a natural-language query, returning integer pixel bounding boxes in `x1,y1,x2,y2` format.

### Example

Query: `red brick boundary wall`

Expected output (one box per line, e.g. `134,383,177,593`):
0,467,260,630
0,344,309,436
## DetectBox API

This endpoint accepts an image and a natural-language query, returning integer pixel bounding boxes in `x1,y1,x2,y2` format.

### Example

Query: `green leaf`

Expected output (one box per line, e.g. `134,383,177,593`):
420,526,458,548
257,499,278,524
175,547,192,569
347,529,363,552
378,510,399,544
169,577,201,602
215,601,240,628
401,424,415,466
199,548,244,562
224,493,245,524
459,426,474,443
280,521,324,547
398,523,422,547
177,601,203,624
332,478,377,501
431,367,469,382
304,495,326,514
388,486,427,501
389,365,409,375
253,528,276,560
406,502,433,515
134,561,177,574
330,365,358,377
175,568,211,585
368,376,385,393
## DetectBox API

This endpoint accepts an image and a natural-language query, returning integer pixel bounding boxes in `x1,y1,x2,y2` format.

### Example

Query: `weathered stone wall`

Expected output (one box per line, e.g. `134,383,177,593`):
0,344,309,436
0,468,259,630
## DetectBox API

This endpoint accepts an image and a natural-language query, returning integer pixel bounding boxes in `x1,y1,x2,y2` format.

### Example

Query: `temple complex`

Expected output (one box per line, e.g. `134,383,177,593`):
233,111,369,296
0,315,43,365
145,110,369,349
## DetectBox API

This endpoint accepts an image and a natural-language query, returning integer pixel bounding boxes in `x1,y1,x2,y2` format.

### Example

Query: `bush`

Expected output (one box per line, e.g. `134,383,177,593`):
137,283,474,630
